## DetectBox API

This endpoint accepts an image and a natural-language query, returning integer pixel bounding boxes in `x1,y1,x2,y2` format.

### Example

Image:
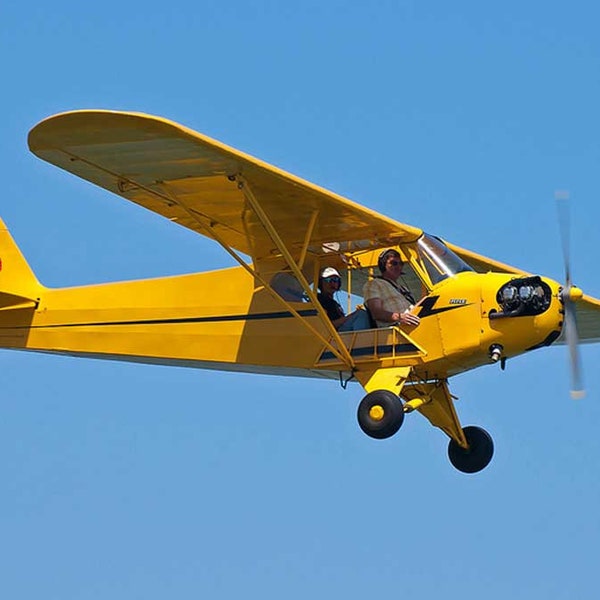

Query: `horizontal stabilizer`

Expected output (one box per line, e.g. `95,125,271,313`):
0,291,38,310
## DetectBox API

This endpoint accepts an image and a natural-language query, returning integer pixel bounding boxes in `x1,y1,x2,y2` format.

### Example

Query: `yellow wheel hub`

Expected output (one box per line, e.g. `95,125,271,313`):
369,405,385,421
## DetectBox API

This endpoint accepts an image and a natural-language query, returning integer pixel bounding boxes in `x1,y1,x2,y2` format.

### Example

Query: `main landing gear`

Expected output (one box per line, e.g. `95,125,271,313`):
447,425,494,473
357,391,494,473
357,390,405,439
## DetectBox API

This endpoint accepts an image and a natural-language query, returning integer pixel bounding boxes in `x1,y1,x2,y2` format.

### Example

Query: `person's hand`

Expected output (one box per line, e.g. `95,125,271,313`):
395,311,420,326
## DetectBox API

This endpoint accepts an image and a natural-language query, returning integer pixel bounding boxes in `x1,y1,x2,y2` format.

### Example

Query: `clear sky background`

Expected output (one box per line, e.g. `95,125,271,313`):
2,2,600,599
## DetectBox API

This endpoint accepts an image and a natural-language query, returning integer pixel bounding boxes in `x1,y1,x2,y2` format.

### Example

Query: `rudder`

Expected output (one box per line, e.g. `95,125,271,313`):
0,218,41,308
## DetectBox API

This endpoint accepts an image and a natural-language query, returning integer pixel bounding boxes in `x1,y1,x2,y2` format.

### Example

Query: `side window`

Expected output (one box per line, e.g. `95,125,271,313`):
270,272,308,302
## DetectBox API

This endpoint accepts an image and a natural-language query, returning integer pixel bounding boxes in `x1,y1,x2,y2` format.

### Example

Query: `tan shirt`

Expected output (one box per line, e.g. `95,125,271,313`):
363,278,413,327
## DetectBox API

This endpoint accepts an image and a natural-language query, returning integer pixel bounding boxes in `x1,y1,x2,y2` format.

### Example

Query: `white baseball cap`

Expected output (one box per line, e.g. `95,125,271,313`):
321,267,341,278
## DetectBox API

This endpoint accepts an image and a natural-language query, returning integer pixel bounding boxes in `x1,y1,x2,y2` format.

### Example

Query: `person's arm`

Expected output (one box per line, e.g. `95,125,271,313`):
331,314,348,329
319,296,348,330
365,297,420,326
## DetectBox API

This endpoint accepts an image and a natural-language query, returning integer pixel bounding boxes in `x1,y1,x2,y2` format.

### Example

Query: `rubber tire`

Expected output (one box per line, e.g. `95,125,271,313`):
448,426,494,473
357,390,404,439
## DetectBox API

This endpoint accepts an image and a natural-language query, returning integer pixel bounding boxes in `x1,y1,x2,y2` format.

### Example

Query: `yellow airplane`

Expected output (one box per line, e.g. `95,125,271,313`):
2,110,599,473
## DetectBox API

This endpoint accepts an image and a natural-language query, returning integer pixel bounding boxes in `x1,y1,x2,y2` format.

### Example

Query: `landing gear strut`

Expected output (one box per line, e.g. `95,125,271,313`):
447,426,494,473
357,390,404,439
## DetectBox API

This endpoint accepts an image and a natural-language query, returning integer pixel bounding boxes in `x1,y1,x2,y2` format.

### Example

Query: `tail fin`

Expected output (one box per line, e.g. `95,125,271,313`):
0,218,41,309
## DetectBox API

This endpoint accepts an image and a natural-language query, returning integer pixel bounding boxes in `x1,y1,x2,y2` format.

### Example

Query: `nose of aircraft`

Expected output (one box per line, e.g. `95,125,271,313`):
562,284,583,303
490,275,553,320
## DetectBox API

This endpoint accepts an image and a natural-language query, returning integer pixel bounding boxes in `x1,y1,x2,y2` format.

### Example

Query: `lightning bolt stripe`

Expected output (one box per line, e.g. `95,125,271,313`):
417,296,474,318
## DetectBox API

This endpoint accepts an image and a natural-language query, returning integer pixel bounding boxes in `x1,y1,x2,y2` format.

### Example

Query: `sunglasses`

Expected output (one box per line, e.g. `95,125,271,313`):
323,276,342,285
388,260,402,267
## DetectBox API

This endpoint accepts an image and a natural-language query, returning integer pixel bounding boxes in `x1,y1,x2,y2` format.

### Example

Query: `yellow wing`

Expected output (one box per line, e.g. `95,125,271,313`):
446,242,526,275
566,296,600,344
28,110,422,261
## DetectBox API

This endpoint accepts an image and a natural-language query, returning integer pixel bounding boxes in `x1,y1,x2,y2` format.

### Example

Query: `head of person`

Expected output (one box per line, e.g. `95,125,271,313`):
319,267,342,293
377,249,403,277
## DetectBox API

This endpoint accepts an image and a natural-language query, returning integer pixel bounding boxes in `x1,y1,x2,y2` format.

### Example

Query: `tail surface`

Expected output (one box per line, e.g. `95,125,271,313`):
0,218,41,308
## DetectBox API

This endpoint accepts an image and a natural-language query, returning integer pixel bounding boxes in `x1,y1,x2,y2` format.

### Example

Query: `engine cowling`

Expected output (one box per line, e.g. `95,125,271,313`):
489,276,552,320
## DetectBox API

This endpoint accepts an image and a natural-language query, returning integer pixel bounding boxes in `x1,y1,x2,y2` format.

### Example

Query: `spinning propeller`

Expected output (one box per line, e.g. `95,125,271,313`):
556,190,585,399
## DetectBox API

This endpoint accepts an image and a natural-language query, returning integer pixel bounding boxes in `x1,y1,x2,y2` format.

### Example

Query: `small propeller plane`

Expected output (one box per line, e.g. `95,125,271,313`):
2,110,599,473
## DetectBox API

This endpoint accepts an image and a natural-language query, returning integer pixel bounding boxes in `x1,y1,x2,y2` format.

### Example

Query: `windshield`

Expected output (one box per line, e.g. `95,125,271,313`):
417,234,474,285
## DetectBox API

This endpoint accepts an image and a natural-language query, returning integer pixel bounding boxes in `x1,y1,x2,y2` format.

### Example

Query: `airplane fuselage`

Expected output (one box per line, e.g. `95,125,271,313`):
0,260,563,384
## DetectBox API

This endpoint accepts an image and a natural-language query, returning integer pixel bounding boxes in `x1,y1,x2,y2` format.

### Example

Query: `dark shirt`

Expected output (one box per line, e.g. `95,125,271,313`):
317,293,345,321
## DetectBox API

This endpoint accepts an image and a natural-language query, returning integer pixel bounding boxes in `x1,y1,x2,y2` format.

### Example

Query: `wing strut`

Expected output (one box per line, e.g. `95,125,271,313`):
298,209,319,270
236,175,356,368
155,179,355,368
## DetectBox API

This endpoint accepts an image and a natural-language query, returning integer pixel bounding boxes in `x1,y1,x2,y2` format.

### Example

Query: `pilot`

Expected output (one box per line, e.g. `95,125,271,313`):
317,267,370,331
363,249,421,328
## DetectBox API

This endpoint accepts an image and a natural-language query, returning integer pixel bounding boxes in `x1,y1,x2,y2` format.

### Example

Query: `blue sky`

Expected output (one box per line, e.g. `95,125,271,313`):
2,2,600,598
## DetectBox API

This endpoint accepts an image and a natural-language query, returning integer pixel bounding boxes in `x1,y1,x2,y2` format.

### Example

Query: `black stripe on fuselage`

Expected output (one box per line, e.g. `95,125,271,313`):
4,308,320,330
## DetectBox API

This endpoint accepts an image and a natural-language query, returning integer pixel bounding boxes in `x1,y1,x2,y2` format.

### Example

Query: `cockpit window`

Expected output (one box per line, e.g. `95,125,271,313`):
270,272,308,302
417,234,474,285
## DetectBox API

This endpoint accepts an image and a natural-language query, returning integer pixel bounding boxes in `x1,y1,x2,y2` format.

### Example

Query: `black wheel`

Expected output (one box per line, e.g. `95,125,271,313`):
448,426,494,473
357,390,404,439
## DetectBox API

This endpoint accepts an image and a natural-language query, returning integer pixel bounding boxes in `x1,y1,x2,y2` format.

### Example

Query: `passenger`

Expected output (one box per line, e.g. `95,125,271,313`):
363,249,421,328
317,267,370,332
